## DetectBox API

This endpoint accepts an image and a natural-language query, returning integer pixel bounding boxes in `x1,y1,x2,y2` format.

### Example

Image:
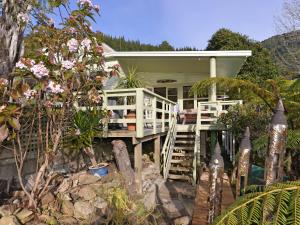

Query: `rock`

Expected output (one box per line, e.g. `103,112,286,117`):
77,186,96,201
173,216,190,225
15,208,34,224
0,216,20,225
78,173,101,185
57,178,72,193
0,205,12,217
60,193,72,201
93,197,108,214
61,200,74,216
58,216,77,225
41,192,55,206
74,201,94,220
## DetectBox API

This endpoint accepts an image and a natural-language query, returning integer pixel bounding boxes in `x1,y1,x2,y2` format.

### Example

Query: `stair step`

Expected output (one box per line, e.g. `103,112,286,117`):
171,159,193,164
176,134,195,138
174,146,194,151
169,166,192,172
168,174,191,181
175,140,194,144
172,152,194,157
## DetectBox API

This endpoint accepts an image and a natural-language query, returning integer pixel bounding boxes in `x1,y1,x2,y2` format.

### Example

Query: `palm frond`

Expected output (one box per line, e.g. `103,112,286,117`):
213,181,300,225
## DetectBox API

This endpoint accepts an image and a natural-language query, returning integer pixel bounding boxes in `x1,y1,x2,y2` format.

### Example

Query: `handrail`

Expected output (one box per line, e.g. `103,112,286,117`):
162,116,177,179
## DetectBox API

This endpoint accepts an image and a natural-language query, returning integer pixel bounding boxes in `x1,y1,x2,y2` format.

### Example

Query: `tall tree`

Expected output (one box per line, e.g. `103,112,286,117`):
206,28,280,84
158,40,174,51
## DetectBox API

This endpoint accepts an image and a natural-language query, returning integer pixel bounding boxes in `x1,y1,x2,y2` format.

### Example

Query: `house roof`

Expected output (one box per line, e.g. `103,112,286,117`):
104,50,252,85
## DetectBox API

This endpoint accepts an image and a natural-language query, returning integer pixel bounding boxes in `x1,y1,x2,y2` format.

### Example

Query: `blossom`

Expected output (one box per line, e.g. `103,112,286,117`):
68,27,77,34
94,4,100,12
46,80,64,94
67,38,79,52
48,18,55,26
87,88,102,103
23,89,37,99
16,61,28,69
17,12,29,24
61,60,74,70
75,129,81,136
0,78,8,86
81,38,92,50
78,0,93,7
0,105,6,113
30,63,49,79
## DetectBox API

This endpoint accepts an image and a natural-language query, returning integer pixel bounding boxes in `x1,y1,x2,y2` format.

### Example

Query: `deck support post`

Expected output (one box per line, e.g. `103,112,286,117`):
154,136,161,169
134,142,143,194
209,57,217,102
210,131,217,155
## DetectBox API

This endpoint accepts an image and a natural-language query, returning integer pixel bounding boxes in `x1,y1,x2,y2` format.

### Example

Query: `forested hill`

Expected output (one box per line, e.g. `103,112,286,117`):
100,33,199,51
261,30,300,77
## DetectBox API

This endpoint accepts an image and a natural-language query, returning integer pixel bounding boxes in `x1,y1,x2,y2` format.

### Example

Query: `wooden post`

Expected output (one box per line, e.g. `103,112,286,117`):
134,142,143,194
162,100,165,132
152,96,157,134
154,136,161,169
209,57,217,102
136,89,144,138
210,131,217,155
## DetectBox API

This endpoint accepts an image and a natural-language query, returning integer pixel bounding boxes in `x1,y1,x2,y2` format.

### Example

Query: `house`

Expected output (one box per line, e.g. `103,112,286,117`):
102,47,252,191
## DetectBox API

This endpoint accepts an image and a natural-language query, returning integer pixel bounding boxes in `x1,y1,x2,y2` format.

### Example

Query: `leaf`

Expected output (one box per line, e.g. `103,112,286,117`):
8,117,21,131
0,125,9,143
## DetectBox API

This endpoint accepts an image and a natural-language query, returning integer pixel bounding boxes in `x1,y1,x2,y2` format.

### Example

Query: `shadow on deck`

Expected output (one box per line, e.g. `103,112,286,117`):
192,172,235,225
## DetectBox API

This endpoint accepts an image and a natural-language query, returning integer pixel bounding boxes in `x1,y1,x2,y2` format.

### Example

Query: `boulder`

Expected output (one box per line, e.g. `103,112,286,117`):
77,186,96,201
74,201,94,220
173,216,190,225
93,197,108,214
61,200,74,216
78,173,101,185
58,216,77,225
0,205,12,217
0,216,20,225
40,192,55,206
15,208,34,224
57,178,72,193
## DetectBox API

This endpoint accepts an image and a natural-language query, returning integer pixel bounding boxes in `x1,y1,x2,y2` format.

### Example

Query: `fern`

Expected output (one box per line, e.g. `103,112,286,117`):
213,181,300,225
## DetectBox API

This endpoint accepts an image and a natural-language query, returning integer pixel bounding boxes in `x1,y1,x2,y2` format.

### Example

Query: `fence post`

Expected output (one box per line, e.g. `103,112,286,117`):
136,89,144,138
162,100,165,133
152,96,157,134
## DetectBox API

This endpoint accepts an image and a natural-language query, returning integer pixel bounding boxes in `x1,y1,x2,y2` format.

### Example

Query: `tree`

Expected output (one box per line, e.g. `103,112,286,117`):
158,40,174,51
206,29,280,84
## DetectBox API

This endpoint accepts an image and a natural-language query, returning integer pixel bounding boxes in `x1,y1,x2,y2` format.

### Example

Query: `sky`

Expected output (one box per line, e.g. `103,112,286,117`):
74,0,284,49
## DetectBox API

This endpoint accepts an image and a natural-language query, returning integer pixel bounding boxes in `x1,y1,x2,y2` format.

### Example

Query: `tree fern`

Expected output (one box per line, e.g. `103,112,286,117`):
213,181,300,225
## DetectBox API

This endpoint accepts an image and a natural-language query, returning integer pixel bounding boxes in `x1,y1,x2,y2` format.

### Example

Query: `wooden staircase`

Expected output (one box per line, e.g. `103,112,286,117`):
168,131,195,182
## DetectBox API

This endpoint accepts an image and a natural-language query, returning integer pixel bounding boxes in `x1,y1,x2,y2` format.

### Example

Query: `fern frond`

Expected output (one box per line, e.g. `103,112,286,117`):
213,181,300,225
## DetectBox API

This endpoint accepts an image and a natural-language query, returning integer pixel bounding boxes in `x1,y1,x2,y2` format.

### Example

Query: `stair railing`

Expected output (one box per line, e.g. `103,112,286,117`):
161,115,177,179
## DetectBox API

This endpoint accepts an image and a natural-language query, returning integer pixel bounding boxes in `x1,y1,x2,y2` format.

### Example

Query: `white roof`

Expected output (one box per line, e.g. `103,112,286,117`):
104,50,252,58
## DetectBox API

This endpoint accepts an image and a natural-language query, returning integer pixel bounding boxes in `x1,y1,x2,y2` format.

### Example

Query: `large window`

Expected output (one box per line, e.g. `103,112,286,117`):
167,88,177,102
183,86,194,109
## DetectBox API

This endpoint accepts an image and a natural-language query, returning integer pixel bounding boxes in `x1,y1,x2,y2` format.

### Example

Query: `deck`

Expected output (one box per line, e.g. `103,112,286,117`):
192,172,235,225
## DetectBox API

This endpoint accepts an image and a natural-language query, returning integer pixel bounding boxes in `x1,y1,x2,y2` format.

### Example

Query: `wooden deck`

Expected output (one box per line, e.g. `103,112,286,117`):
192,172,235,225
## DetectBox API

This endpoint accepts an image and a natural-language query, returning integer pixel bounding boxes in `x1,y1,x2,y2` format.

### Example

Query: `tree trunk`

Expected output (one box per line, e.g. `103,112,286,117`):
83,146,98,167
0,0,27,78
112,140,137,196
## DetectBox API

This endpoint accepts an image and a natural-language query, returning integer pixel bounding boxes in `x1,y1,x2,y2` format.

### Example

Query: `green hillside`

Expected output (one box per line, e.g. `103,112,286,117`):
262,31,300,77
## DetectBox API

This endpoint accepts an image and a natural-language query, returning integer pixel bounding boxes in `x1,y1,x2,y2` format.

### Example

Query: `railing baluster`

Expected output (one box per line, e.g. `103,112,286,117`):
152,96,157,134
162,100,165,133
136,89,144,138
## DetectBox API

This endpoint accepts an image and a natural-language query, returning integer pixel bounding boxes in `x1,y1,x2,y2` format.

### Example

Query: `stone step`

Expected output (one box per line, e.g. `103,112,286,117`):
172,152,194,157
168,174,191,181
171,159,193,164
175,140,194,144
174,146,194,151
176,134,195,138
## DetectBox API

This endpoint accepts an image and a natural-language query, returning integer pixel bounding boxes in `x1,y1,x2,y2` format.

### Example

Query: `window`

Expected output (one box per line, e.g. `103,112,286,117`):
167,88,177,102
183,86,192,98
154,87,166,98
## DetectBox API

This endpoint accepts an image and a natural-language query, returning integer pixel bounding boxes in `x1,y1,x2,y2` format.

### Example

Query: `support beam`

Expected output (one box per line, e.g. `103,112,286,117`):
134,142,143,194
209,57,217,102
154,136,161,169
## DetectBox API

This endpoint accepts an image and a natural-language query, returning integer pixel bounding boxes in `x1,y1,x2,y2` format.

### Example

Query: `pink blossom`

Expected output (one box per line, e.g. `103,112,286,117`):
81,38,92,50
0,105,6,113
48,18,55,26
17,12,29,24
0,78,8,86
46,80,64,94
30,63,49,79
77,0,93,7
68,27,77,34
23,89,37,99
61,60,74,70
16,61,28,69
67,38,79,52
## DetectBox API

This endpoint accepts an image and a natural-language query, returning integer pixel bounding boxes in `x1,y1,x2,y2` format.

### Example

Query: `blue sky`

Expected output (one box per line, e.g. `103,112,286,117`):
73,0,284,49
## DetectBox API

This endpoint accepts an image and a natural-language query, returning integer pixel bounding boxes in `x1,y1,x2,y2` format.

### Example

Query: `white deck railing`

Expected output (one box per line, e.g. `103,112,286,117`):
102,88,176,138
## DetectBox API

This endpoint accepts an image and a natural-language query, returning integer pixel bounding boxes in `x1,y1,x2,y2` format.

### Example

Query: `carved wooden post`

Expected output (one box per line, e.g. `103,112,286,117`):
236,127,251,197
264,99,288,186
208,142,224,225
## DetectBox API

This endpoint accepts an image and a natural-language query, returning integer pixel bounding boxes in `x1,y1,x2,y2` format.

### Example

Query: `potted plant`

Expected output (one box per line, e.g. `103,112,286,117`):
117,67,144,131
68,108,109,176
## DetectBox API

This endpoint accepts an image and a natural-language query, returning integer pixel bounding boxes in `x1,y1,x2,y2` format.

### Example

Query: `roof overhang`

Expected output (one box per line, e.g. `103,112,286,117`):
104,50,252,85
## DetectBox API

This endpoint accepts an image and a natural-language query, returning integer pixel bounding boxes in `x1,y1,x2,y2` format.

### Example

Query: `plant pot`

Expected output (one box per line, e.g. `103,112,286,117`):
89,163,109,177
125,111,136,131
